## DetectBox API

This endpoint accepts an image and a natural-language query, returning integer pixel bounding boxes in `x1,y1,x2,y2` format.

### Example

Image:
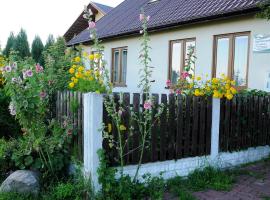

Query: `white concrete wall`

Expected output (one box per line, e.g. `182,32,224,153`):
120,146,270,180
92,15,270,93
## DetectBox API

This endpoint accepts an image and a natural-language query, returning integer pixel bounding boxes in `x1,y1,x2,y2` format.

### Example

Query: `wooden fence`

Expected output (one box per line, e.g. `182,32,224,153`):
56,91,84,160
103,93,213,167
219,95,270,152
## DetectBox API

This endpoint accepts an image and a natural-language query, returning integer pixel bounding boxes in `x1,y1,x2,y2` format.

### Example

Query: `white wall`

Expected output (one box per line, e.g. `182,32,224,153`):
83,15,270,93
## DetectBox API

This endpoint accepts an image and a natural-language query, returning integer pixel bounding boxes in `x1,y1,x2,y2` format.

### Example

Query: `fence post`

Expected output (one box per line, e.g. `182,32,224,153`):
211,98,221,160
83,92,103,191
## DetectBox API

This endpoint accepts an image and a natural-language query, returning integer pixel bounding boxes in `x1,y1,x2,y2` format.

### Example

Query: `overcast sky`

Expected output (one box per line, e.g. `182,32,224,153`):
0,0,124,49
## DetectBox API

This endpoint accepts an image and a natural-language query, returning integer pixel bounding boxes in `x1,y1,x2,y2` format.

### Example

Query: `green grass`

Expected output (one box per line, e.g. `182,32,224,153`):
167,166,236,199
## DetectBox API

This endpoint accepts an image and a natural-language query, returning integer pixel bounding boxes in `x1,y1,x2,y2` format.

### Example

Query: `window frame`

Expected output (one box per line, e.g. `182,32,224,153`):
168,38,196,82
111,47,128,87
212,31,251,90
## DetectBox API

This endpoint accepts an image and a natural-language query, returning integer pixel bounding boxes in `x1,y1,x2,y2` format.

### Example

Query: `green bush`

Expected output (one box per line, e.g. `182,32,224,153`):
0,192,35,200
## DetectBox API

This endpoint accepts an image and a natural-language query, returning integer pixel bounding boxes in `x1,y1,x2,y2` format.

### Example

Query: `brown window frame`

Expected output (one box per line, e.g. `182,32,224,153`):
111,47,128,87
168,38,196,81
212,31,250,90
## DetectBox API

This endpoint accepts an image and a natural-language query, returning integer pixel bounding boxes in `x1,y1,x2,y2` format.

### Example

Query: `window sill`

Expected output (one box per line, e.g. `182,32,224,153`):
113,83,127,88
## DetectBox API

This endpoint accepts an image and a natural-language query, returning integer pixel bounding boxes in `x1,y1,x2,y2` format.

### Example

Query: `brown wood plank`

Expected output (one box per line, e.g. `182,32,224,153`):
176,95,184,159
184,95,192,157
123,93,130,165
191,96,199,156
168,94,176,160
150,94,159,162
131,93,140,164
205,96,212,155
160,94,168,161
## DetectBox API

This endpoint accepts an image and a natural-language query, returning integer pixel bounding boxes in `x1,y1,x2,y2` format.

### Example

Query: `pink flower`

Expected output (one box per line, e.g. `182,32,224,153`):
169,89,174,94
176,89,181,95
26,70,33,77
67,129,73,136
35,64,43,73
139,14,144,21
40,91,47,99
88,21,96,29
4,66,12,73
181,71,190,79
144,101,152,110
11,77,18,83
166,80,171,87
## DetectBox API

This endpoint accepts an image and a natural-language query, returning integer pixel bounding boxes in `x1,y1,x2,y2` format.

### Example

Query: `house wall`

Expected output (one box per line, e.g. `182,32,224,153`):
83,15,270,93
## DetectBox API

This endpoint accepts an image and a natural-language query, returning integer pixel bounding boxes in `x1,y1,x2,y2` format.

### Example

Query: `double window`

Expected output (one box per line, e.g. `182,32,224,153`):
213,32,250,88
111,47,128,86
168,39,196,84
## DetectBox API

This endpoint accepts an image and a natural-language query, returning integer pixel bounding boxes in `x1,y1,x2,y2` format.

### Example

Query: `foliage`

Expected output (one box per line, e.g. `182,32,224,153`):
167,166,235,198
13,29,30,58
2,32,16,57
0,55,6,86
44,34,55,50
257,0,270,20
96,150,165,200
0,192,35,200
43,37,71,92
238,89,269,97
31,36,44,65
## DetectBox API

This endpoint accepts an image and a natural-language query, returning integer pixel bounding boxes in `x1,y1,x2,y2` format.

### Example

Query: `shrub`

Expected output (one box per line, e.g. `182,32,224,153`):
0,192,35,200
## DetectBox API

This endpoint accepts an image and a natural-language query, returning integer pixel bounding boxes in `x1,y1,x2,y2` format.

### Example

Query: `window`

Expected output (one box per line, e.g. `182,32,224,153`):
111,47,128,86
213,32,250,88
169,39,196,84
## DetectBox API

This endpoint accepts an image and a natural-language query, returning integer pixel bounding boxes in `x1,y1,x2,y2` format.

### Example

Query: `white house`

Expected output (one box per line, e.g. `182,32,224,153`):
67,0,270,93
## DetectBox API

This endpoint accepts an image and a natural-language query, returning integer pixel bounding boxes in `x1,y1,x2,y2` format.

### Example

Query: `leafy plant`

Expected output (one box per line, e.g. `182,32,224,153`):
257,0,270,20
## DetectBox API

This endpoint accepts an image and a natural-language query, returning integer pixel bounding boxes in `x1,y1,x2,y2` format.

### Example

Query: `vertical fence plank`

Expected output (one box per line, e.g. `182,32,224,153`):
123,93,130,165
131,93,140,164
151,94,159,162
192,96,199,156
184,95,192,157
160,94,168,161
168,94,176,160
176,95,184,159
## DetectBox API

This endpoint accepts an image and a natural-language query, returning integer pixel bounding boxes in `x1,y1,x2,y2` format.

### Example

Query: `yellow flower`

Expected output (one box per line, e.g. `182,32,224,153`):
226,93,233,100
213,90,220,98
71,77,75,81
108,123,112,133
119,125,127,131
75,72,82,78
72,65,77,69
89,76,94,81
196,76,202,81
205,86,211,91
189,83,194,89
73,78,78,84
78,66,85,72
225,84,230,90
69,82,75,88
94,53,101,59
95,90,100,94
89,54,94,61
212,78,219,84
231,80,236,86
69,68,75,74
230,87,237,95
194,89,201,96
74,57,81,63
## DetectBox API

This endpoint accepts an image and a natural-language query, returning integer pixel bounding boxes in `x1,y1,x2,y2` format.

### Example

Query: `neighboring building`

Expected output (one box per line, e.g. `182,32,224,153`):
67,0,270,93
64,1,113,43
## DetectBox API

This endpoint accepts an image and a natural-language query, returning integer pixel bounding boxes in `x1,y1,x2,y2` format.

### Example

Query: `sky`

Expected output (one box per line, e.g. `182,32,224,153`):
0,0,124,49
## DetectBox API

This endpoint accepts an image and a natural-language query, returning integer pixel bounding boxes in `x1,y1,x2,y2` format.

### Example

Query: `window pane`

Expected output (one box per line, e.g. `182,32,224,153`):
233,36,249,86
171,42,182,84
122,50,127,84
185,40,196,75
113,50,119,82
216,38,230,78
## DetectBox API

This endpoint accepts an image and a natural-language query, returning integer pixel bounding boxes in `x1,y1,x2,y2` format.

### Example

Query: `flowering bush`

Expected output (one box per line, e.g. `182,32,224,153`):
68,54,107,93
3,60,49,134
167,48,237,100
0,55,5,86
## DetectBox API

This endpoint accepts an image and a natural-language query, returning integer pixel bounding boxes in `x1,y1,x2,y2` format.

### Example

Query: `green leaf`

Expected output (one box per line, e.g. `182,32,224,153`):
24,155,34,167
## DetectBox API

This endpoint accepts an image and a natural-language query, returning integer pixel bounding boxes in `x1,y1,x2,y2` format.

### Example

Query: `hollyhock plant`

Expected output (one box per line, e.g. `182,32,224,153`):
143,101,152,110
4,66,12,73
88,21,96,29
35,64,44,73
26,69,33,77
40,91,47,99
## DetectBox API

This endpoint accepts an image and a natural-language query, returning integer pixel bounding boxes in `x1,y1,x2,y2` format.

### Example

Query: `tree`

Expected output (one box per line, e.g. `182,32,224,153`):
258,0,270,20
31,35,44,65
13,29,30,58
44,34,55,50
3,32,16,57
